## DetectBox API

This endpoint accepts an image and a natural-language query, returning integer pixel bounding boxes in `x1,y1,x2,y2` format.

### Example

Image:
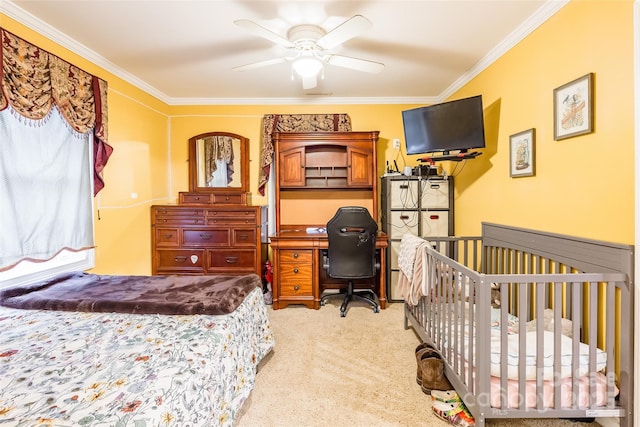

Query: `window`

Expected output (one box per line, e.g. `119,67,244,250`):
0,106,95,287
0,249,94,289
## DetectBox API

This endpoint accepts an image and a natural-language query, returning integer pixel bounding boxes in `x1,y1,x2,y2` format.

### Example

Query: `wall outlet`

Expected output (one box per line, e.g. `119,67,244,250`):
392,138,400,149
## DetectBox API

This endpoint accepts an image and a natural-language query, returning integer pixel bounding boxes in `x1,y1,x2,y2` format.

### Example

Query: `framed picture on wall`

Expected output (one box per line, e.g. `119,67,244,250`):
509,128,535,178
553,73,594,140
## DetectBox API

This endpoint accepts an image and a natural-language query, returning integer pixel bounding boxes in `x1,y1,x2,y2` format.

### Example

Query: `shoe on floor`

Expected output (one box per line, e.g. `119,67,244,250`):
431,390,460,403
432,399,475,427
419,353,453,394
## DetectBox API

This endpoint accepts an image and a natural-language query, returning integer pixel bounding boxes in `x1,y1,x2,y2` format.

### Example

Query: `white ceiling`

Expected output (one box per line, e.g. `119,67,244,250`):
2,0,566,105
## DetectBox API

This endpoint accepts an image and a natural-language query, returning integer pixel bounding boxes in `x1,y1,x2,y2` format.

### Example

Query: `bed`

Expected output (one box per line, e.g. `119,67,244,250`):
400,223,634,426
0,272,274,426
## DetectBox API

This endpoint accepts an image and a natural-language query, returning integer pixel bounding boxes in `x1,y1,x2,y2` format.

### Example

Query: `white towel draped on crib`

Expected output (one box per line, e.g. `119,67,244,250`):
397,234,430,305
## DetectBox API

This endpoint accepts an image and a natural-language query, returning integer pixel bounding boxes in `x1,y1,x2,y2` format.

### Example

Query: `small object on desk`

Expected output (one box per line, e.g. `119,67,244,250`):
305,227,326,233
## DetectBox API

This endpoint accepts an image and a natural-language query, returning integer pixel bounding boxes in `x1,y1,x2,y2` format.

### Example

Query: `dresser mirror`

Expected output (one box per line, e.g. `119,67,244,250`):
188,132,249,197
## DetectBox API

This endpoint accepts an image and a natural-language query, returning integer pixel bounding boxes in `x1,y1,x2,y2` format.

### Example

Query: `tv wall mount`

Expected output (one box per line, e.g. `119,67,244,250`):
418,151,482,164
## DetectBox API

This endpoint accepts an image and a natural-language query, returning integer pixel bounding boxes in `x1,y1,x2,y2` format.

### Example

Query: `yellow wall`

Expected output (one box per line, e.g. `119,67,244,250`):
446,0,634,243
3,0,635,276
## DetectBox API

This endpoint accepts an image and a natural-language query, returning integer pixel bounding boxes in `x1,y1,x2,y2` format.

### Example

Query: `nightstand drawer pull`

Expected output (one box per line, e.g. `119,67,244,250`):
225,256,239,264
199,233,213,240
293,252,299,259
293,285,300,291
163,233,173,239
293,268,299,273
174,256,187,263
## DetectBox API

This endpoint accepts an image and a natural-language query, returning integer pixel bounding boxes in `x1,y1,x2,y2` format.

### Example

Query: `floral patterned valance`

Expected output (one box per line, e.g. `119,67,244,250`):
0,28,112,195
258,113,351,195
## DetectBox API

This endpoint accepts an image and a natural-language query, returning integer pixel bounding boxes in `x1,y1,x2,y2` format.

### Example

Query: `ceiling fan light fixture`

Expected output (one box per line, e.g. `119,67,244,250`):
292,57,323,78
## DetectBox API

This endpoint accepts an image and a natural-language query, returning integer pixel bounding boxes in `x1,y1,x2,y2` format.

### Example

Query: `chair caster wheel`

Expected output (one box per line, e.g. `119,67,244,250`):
340,311,346,317
320,301,326,306
373,307,380,313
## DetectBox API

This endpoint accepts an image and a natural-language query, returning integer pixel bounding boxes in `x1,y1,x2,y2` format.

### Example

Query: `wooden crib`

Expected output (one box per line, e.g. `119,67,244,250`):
403,222,634,426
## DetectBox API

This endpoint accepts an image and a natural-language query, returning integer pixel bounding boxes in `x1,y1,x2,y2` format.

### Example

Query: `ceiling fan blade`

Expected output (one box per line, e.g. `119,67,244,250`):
316,15,372,50
233,57,289,72
325,55,384,74
302,75,318,90
234,19,295,48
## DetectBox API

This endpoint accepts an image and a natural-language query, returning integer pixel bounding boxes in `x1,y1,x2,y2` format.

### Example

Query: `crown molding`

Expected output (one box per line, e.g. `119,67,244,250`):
1,0,173,104
2,0,567,106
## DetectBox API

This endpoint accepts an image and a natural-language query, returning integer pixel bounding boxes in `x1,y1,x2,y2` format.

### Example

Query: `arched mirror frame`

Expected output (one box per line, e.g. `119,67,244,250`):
186,131,250,205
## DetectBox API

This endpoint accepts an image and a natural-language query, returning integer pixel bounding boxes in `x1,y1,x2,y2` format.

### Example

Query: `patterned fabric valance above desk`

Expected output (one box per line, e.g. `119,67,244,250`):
257,113,351,195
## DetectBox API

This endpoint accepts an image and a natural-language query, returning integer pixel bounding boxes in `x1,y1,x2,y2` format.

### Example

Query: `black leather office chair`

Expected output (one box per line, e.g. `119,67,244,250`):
320,206,380,317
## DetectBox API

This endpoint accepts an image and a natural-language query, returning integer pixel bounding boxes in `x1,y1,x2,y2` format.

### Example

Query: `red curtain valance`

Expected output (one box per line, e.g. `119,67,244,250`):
0,28,112,195
258,113,351,195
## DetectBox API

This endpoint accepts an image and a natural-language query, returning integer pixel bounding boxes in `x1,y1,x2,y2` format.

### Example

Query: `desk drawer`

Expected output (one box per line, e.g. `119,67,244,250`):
279,249,313,263
279,280,313,296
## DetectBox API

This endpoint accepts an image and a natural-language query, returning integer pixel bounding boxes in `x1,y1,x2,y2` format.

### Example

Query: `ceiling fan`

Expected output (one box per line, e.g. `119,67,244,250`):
233,15,385,89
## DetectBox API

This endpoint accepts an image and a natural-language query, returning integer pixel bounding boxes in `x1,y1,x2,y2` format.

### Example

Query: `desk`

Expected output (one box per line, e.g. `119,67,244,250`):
270,229,388,310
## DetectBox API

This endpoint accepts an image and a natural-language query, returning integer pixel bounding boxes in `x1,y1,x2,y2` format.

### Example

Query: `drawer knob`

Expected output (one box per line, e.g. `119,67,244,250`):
293,285,300,291
293,252,299,259
293,268,299,273
225,256,239,264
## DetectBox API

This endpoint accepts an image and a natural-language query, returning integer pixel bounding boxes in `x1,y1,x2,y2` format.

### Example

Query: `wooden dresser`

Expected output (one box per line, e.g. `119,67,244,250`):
151,131,263,277
151,204,261,276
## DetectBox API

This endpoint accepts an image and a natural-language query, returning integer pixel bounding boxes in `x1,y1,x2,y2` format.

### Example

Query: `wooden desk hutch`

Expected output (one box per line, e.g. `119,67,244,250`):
269,131,388,310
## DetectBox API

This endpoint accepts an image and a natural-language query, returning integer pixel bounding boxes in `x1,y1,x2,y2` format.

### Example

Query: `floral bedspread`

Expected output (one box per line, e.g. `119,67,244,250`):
0,287,274,426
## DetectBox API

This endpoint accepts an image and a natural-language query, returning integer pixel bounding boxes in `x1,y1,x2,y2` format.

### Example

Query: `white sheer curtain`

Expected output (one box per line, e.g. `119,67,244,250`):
0,106,94,270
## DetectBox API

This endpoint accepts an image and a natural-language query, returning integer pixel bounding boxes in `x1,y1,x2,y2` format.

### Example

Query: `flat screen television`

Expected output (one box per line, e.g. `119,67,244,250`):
402,95,486,156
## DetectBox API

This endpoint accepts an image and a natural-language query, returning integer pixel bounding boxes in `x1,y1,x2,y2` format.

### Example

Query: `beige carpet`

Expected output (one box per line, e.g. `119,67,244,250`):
236,300,599,427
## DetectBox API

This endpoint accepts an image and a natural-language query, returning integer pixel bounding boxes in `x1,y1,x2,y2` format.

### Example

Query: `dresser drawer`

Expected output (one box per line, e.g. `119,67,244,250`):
179,192,213,204
233,228,257,246
153,207,205,217
206,209,257,225
154,228,179,246
207,249,256,270
155,216,206,226
212,194,245,204
279,249,313,263
183,228,229,246
155,249,205,272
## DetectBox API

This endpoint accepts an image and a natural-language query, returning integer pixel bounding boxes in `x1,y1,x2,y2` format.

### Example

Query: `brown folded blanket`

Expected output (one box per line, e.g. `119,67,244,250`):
0,272,262,315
